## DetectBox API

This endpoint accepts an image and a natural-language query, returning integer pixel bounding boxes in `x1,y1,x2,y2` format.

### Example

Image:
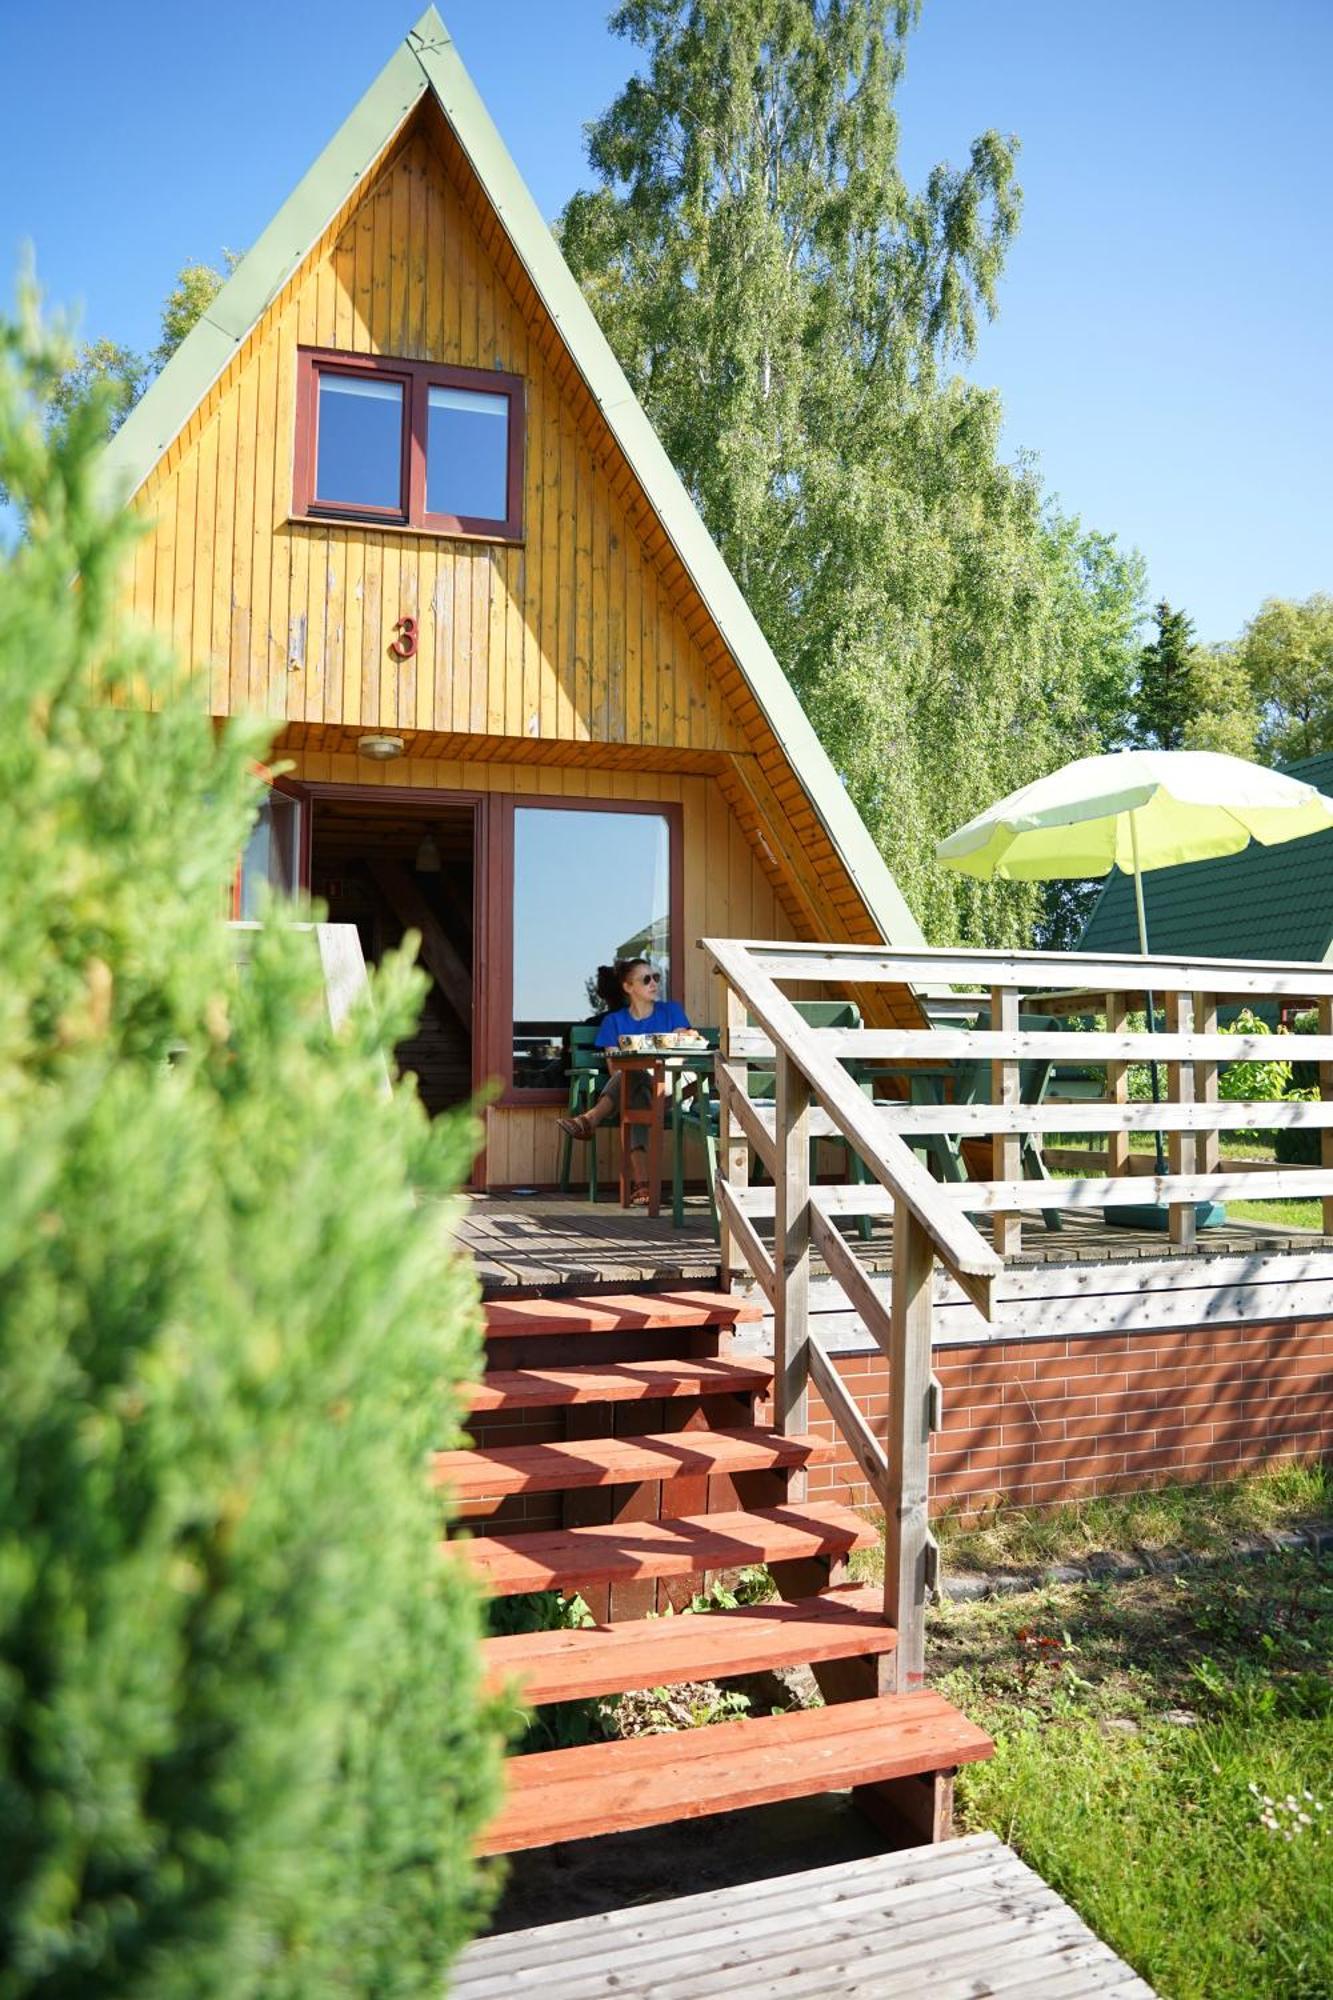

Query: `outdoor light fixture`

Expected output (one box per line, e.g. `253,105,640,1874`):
414,828,442,872
357,733,405,761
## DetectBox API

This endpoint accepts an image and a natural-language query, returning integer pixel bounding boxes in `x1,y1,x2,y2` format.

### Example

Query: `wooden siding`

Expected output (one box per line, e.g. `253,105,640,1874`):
127,116,744,762
283,742,799,1185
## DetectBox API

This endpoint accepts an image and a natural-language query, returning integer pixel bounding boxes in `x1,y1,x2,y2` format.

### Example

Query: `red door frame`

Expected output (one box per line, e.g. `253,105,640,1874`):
297,781,490,1187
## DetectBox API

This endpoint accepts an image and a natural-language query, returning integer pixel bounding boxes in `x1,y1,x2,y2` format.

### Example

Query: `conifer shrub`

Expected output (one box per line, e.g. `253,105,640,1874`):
0,294,502,1996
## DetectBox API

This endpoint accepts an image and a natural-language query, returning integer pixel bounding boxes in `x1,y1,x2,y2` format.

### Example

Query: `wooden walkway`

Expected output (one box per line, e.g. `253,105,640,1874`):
453,1831,1158,1998
457,1191,1330,1295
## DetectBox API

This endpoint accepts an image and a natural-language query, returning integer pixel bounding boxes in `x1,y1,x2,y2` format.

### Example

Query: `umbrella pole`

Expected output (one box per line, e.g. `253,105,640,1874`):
1130,812,1168,1174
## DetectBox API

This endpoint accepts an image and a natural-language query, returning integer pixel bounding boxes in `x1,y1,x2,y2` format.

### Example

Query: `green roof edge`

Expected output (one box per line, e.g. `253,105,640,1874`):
102,5,924,950
98,34,428,506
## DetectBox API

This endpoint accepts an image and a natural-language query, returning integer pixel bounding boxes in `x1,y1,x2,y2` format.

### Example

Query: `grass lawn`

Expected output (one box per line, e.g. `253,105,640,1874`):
934,1554,1332,1999
930,1460,1331,1576
1048,1142,1324,1229
857,1472,1333,1997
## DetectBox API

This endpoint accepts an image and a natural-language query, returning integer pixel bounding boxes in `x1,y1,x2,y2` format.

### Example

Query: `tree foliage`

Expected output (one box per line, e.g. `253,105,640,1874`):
560,0,1144,944
1132,599,1197,751
1240,593,1333,764
0,293,501,1998
1181,640,1259,760
47,253,236,437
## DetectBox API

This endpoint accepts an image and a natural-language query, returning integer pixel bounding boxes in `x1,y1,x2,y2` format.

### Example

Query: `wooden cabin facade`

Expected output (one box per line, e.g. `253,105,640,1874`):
106,6,923,1189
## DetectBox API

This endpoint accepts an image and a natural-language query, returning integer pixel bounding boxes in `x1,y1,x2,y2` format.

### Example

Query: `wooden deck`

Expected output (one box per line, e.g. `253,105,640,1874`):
453,1831,1158,1997
458,1190,1333,1296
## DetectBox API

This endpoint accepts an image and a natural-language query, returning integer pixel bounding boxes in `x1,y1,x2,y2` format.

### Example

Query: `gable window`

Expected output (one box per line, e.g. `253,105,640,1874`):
294,347,523,539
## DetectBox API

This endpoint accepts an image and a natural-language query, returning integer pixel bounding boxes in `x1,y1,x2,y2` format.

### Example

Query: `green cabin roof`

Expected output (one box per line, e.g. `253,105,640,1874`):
1077,752,1333,963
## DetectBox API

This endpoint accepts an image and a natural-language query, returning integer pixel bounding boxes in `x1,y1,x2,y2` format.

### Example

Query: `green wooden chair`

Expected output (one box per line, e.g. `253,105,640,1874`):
672,1002,875,1240
905,1008,1064,1233
557,1023,607,1202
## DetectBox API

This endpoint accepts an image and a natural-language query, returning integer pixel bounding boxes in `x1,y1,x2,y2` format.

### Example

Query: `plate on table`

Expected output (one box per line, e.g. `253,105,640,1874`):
617,1032,710,1053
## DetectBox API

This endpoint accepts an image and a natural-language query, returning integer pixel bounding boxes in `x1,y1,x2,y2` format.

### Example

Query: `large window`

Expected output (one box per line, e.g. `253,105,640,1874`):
235,787,305,915
294,348,524,539
504,803,680,1095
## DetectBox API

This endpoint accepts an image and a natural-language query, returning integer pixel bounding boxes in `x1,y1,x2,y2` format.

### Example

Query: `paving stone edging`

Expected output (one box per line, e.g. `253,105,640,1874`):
939,1519,1333,1603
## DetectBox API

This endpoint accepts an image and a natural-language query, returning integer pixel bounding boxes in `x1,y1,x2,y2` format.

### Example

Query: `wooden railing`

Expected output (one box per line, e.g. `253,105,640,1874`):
702,938,1333,1689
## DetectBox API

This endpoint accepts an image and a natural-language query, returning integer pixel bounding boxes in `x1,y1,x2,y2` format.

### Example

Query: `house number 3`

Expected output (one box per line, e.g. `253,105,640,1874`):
389,616,418,660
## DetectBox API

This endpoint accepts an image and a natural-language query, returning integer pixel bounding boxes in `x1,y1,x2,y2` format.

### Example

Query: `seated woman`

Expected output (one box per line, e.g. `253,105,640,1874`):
558,957,692,1206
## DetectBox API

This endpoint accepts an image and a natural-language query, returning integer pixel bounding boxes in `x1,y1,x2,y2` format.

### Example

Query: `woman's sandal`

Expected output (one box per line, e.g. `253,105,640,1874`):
628,1180,652,1207
557,1112,598,1141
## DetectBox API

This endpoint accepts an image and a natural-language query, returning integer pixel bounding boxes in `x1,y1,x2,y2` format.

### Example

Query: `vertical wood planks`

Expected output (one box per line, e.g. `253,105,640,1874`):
886,1201,933,1693
718,982,749,1292
1105,990,1130,1179
1166,991,1196,1249
1195,993,1220,1176
773,1051,811,1469
990,986,1021,1257
119,120,754,765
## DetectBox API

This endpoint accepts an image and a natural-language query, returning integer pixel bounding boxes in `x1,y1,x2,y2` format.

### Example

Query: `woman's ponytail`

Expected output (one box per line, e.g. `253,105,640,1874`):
594,958,651,1011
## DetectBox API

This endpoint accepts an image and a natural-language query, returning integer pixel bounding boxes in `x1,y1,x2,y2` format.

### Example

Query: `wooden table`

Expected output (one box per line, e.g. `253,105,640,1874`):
604,1049,713,1217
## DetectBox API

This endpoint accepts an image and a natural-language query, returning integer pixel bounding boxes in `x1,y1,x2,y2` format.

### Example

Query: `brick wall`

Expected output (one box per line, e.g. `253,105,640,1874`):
791,1318,1333,1515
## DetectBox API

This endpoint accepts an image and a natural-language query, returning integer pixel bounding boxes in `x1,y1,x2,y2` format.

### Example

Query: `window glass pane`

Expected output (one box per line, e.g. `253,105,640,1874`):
315,373,403,509
239,793,301,916
427,385,509,522
511,808,671,1089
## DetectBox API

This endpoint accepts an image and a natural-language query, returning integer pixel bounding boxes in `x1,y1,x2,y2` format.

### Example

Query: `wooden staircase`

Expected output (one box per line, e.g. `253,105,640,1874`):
449,1289,992,1858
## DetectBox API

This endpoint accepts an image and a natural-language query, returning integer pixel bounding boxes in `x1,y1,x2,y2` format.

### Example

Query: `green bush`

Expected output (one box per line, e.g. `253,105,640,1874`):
0,292,503,1996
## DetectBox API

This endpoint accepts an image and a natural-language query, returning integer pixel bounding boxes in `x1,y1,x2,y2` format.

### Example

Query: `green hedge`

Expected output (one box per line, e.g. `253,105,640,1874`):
0,295,503,1997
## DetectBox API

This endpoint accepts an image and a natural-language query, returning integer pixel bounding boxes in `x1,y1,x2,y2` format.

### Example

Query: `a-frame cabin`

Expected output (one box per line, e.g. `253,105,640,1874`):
106,7,1001,1873
106,5,925,1192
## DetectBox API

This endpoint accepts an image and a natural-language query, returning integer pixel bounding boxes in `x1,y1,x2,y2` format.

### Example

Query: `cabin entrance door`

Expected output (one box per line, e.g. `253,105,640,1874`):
307,788,480,1121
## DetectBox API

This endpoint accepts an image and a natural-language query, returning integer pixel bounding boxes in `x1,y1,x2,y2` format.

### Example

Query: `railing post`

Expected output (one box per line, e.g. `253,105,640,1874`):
1166,990,1196,1249
886,1199,933,1692
773,1050,811,1461
718,981,749,1290
991,984,1022,1256
1320,997,1333,1238
1105,990,1129,1178
1196,992,1219,1176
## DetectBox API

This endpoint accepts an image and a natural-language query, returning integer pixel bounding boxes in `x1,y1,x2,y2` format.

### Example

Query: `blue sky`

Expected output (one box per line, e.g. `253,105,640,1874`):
2,0,1328,643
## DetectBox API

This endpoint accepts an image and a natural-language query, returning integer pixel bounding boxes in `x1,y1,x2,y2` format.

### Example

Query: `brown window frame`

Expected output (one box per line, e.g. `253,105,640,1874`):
485,794,686,1108
293,347,525,541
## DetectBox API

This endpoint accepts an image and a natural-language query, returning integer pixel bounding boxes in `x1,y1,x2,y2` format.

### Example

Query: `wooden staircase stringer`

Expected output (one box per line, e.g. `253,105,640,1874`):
454,1287,988,1857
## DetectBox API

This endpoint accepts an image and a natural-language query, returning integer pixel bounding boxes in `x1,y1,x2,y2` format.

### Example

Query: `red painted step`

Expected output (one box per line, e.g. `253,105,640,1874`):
483,1290,764,1341
465,1352,773,1413
479,1692,994,1853
435,1425,829,1507
483,1583,895,1706
456,1500,877,1598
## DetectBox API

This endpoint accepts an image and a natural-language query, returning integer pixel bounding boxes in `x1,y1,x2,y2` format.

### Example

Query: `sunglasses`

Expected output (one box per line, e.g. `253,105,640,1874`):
633,971,661,985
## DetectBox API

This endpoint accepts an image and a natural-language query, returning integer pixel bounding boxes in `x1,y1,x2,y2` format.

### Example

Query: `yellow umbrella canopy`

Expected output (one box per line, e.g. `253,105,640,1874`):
937,749,1333,891
937,748,1333,1193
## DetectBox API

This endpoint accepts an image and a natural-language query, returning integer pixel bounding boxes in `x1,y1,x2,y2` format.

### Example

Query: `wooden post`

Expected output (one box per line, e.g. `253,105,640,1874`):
1106,990,1130,1178
886,1200,933,1692
718,981,749,1290
773,1050,811,1473
1166,990,1196,1249
1312,996,1320,1232
1196,992,1219,1176
991,984,1021,1257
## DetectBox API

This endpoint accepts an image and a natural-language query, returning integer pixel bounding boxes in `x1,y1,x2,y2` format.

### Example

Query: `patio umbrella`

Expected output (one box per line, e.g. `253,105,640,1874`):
936,748,1333,1189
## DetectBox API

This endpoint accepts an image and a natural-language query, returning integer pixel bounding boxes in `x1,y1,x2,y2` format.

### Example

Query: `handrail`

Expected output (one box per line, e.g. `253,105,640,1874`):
738,939,1333,1001
700,933,1333,1695
705,938,1002,1304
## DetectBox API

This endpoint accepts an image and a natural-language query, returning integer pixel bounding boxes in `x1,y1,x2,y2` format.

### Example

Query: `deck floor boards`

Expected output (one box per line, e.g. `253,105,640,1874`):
456,1191,1333,1296
452,1830,1158,1997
